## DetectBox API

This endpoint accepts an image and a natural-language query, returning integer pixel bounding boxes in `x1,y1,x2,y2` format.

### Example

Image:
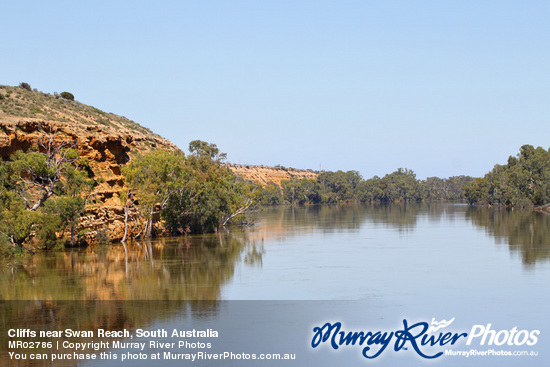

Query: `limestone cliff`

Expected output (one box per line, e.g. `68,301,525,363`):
0,85,178,243
226,164,319,187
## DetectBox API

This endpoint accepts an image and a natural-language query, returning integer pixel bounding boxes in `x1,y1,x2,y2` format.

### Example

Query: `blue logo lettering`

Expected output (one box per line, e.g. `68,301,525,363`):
311,319,468,360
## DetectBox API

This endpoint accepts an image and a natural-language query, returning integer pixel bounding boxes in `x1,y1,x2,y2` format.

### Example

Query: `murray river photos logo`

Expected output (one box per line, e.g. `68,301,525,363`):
311,318,540,360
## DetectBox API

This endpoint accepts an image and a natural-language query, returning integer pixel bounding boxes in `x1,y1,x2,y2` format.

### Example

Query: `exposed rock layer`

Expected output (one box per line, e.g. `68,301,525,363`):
0,119,177,243
226,164,318,187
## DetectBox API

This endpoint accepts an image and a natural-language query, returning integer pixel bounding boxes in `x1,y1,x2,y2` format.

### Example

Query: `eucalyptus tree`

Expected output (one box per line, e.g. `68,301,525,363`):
0,132,92,252
121,149,186,239
122,141,261,239
10,134,82,211
374,168,424,202
465,145,550,207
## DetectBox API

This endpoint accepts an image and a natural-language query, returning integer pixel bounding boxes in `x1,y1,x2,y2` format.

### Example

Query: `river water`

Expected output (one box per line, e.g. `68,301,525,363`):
1,203,549,366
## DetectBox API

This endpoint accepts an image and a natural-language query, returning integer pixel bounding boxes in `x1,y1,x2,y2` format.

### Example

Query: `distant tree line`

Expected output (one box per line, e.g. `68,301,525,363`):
261,168,475,205
261,144,550,208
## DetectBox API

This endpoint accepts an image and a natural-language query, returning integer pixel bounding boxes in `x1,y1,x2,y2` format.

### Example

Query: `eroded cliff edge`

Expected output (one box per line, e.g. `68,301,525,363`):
0,85,179,242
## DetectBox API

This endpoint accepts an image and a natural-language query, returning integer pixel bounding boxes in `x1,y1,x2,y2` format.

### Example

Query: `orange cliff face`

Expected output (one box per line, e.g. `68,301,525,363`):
0,85,178,244
0,119,178,244
226,164,319,187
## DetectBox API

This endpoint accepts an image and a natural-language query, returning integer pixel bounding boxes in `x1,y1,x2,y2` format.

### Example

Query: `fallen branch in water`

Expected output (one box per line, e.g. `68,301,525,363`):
535,203,550,211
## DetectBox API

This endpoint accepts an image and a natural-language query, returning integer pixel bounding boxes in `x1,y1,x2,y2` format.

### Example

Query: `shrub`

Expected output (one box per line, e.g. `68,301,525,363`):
19,82,31,91
60,91,74,101
0,233,15,257
36,214,63,250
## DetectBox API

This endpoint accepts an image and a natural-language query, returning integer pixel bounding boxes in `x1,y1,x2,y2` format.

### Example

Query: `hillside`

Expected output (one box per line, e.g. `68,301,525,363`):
0,85,176,152
0,84,178,242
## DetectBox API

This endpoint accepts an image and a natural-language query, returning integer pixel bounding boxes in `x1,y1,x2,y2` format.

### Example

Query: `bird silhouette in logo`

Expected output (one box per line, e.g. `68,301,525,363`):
427,318,456,333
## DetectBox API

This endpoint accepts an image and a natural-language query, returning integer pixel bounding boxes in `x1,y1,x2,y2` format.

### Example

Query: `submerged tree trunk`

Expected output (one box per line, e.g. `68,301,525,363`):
146,216,153,238
122,199,130,242
70,226,75,247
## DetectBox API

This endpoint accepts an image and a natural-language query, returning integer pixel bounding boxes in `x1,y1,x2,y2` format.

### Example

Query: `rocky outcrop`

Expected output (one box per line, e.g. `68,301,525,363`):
0,119,177,243
0,84,182,246
0,85,182,245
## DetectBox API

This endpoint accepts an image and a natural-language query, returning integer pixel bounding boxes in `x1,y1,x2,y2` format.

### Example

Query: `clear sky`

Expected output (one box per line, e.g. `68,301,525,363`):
1,1,548,179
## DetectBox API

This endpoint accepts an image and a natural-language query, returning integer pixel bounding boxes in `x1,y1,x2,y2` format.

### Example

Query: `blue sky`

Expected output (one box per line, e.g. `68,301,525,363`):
1,1,548,179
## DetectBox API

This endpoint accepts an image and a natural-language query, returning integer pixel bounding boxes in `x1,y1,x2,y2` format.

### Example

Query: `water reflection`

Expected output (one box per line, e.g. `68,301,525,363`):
1,204,550,365
2,204,549,303
250,203,422,237
0,231,263,301
251,203,467,237
466,206,550,266
0,232,262,365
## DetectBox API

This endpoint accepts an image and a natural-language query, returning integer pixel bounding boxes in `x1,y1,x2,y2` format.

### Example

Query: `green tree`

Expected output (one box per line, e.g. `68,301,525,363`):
423,176,475,201
10,135,81,211
260,183,283,205
374,168,424,202
122,150,186,239
60,91,74,101
122,142,260,238
0,133,91,252
465,145,550,207
164,143,260,233
464,177,490,205
281,178,321,204
19,82,31,91
317,170,362,202
0,190,40,252
188,140,227,162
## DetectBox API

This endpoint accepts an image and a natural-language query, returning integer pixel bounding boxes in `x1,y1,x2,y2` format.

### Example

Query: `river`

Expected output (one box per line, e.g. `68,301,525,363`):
1,203,549,366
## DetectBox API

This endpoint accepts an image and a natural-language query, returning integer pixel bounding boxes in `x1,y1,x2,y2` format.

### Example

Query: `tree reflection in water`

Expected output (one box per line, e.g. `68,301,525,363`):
0,230,263,366
465,206,550,266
